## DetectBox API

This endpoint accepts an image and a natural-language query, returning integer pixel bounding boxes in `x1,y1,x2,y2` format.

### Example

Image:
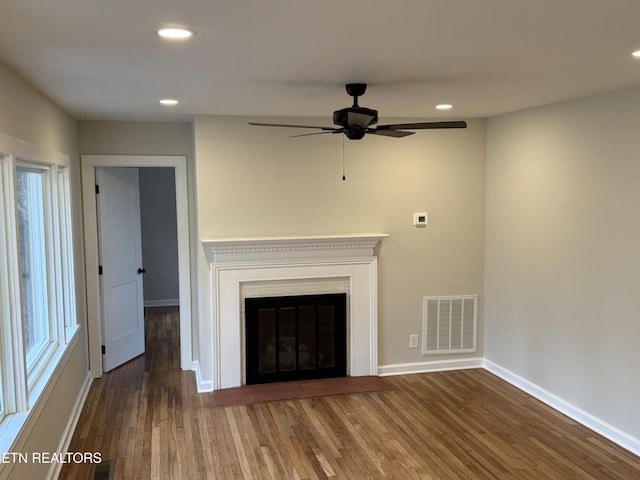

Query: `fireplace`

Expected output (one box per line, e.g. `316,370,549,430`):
245,293,347,384
200,234,387,391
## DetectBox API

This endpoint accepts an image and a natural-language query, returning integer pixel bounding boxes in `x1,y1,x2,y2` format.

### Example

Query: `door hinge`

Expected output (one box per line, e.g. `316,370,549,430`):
98,265,103,275
95,184,100,194
101,345,106,355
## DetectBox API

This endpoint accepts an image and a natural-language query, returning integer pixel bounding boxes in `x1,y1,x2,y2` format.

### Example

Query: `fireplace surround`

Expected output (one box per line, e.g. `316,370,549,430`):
202,234,388,390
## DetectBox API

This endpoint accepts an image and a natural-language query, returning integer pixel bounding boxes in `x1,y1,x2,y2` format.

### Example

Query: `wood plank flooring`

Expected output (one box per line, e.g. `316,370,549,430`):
59,307,640,479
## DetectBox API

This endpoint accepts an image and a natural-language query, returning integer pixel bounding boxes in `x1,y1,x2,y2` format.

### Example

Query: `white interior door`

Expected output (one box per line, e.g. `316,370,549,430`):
96,167,145,372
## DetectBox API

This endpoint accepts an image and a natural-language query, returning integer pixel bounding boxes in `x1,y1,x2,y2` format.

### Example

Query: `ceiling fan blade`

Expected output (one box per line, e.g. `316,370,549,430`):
368,129,415,138
248,121,337,131
376,120,468,131
347,111,376,128
289,130,344,138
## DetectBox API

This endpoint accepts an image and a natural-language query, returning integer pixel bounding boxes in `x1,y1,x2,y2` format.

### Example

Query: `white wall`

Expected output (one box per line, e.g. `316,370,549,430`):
193,115,486,382
139,167,179,306
485,87,640,444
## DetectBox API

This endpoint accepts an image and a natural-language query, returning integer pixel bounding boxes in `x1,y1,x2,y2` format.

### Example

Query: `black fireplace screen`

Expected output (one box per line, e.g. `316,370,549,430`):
245,293,347,385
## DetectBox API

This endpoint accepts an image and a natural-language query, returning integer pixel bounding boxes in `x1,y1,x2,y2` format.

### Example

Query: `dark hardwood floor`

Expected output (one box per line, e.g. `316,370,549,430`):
59,307,640,479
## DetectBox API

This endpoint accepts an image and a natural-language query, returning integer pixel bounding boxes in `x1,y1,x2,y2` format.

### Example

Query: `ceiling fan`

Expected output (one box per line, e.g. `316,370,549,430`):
249,83,467,140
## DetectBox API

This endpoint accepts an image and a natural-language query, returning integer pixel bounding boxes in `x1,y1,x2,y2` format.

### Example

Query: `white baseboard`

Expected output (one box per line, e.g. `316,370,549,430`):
378,357,483,376
192,361,213,393
46,373,93,480
144,298,179,307
483,359,640,458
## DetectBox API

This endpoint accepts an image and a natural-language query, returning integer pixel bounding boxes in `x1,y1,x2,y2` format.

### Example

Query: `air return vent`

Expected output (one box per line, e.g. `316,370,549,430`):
422,295,477,355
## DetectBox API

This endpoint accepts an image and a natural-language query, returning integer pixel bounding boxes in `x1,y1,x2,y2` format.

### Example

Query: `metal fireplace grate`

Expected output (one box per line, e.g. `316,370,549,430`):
245,293,347,385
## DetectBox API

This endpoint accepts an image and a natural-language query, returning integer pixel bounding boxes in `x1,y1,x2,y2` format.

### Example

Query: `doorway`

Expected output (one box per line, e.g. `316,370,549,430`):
81,155,192,378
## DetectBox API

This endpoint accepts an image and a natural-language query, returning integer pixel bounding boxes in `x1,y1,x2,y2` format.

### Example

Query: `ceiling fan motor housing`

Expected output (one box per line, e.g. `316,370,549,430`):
344,127,366,140
332,107,378,127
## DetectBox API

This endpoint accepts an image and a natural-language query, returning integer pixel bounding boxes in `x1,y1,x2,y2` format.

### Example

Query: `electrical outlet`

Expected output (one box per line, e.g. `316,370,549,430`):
409,334,419,349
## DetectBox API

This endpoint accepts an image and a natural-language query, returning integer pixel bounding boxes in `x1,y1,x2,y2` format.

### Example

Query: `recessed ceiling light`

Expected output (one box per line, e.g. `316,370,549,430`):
159,99,179,106
158,28,193,39
436,104,453,110
632,50,640,58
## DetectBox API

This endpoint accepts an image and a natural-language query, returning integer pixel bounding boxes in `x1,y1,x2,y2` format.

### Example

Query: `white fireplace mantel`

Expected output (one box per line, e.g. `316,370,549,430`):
202,233,388,391
202,233,389,264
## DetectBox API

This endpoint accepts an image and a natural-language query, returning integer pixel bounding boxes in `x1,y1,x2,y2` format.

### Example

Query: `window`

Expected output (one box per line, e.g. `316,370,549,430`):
16,165,53,378
57,167,77,341
0,159,7,423
0,139,78,451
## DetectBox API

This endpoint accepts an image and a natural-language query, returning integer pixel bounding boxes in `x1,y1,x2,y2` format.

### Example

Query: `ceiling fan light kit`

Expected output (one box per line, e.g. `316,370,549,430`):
249,83,467,140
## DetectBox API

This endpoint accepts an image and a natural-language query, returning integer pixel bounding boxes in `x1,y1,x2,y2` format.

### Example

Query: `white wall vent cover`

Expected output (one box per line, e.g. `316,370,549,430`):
422,295,477,355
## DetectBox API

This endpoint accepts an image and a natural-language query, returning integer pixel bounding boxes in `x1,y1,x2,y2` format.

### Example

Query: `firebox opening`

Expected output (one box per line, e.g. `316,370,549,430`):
245,293,347,385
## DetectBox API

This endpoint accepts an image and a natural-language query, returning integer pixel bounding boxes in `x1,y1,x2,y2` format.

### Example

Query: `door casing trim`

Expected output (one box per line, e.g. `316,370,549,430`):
81,155,192,377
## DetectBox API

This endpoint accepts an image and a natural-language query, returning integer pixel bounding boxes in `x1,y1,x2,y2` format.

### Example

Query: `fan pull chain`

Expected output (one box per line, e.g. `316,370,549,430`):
342,135,346,181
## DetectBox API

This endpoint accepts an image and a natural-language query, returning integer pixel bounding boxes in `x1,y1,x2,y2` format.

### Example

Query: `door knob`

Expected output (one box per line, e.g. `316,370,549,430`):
137,268,146,274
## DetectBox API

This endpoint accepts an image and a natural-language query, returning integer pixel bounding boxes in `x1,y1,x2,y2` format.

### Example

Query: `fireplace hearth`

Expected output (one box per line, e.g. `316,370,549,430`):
245,293,347,384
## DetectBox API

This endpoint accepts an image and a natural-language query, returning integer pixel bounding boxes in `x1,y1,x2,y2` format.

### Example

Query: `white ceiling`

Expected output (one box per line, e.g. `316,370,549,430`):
1,0,640,123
